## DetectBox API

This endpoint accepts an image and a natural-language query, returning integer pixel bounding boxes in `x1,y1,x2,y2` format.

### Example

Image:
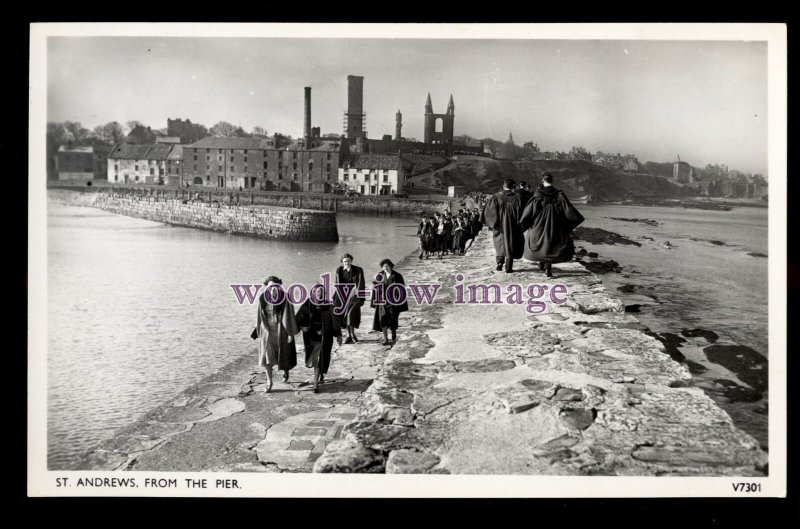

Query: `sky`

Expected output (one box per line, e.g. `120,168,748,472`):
47,36,768,174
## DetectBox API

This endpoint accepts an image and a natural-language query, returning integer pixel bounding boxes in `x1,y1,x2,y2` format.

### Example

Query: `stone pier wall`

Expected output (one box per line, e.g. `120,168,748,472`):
48,189,339,242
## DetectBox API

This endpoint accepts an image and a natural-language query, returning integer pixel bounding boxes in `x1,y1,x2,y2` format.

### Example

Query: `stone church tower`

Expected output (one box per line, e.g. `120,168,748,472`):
424,93,454,145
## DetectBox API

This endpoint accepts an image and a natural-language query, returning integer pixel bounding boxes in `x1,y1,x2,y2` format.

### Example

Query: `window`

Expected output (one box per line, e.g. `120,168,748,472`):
244,157,247,162
293,162,297,170
278,173,282,180
207,165,210,171
293,173,298,180
326,163,331,171
263,161,268,169
219,166,223,172
308,183,312,191
244,150,248,154
309,161,313,170
326,174,331,181
114,175,118,182
114,164,118,171
231,157,234,162
383,174,389,183
327,152,331,160
206,156,210,161
194,164,197,171
219,156,223,162
150,168,155,176
135,165,139,171
344,174,349,181
292,152,297,159
231,166,236,172
135,176,139,182
194,155,198,161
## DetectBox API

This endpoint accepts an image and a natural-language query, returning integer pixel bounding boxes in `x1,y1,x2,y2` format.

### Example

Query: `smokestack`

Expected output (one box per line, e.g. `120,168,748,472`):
304,86,312,144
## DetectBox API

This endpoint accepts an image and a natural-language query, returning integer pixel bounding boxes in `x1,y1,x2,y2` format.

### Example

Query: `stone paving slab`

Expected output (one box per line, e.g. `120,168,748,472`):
313,231,768,476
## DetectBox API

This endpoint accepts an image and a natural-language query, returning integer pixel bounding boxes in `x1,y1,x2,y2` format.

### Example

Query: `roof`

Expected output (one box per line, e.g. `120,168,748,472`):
58,146,93,153
283,140,341,152
343,153,402,171
166,145,183,160
109,143,176,161
186,137,272,150
156,136,182,144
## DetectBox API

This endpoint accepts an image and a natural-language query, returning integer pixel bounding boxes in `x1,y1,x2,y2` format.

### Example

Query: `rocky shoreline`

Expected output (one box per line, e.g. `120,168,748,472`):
73,230,767,476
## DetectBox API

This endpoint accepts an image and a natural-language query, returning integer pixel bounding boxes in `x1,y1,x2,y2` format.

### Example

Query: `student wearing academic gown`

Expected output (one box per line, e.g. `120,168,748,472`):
296,285,343,393
517,180,534,209
452,217,468,255
334,253,366,344
252,276,299,393
519,172,585,278
371,259,409,346
480,178,526,272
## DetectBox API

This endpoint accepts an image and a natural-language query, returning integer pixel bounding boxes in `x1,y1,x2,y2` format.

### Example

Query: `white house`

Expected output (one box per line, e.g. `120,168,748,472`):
338,153,404,196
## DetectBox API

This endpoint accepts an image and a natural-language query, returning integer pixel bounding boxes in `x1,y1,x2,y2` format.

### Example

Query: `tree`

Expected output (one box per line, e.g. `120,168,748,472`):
127,125,156,144
94,121,127,145
251,126,268,138
126,120,144,131
209,121,239,138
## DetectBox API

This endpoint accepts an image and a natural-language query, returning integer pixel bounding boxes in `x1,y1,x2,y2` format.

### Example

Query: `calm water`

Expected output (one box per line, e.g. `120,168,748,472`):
47,201,422,469
576,204,769,447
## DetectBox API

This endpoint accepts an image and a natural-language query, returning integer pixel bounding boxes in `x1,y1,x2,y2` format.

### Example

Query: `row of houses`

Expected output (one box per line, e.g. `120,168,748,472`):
54,136,406,196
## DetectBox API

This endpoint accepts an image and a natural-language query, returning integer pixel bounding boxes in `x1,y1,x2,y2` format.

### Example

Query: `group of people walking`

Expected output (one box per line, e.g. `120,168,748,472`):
251,172,582,395
416,208,484,259
252,254,407,394
481,173,584,276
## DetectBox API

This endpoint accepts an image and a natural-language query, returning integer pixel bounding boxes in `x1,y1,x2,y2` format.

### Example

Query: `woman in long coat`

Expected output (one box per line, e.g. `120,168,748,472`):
371,259,409,346
253,276,299,392
519,173,585,277
296,285,343,392
334,253,366,344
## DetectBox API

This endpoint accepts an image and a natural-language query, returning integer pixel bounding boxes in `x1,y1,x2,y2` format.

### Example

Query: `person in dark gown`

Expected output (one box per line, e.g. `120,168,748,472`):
252,276,299,392
371,259,409,346
296,284,343,392
480,178,526,272
417,213,434,259
452,217,468,255
334,253,365,344
519,172,585,278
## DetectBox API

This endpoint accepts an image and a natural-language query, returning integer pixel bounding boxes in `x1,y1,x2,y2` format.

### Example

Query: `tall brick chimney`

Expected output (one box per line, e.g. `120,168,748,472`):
304,87,312,145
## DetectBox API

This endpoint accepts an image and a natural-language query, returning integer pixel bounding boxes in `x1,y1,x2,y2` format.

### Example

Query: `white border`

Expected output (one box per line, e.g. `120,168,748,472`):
28,22,787,498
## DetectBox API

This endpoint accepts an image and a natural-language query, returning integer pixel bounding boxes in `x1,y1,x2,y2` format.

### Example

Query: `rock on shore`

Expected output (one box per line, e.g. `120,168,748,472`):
313,231,767,476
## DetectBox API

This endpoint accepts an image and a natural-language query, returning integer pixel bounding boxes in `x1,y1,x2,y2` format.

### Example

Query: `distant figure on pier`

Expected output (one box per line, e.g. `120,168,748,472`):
252,276,299,392
296,284,343,393
417,213,434,259
519,172,585,278
334,253,366,344
371,259,408,346
480,178,525,273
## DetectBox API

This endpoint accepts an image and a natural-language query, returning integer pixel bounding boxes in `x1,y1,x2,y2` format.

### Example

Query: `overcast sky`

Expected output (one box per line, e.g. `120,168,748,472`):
47,37,768,173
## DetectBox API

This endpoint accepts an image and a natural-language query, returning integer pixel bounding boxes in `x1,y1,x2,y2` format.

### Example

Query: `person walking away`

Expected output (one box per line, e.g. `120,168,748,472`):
371,259,408,346
417,213,431,259
519,172,585,278
296,284,343,393
252,276,299,392
480,178,525,273
334,253,366,343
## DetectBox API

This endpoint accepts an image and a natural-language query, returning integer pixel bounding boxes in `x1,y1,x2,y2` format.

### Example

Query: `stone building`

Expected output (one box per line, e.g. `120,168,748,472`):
181,137,344,192
165,145,184,186
673,160,694,183
107,143,176,184
55,145,109,181
338,153,404,196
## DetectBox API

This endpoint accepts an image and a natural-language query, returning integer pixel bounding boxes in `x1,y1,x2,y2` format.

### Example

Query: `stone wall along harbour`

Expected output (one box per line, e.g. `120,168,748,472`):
48,189,339,242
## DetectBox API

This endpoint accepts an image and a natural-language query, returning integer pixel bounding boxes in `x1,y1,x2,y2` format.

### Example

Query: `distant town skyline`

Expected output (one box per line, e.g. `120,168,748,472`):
47,35,768,174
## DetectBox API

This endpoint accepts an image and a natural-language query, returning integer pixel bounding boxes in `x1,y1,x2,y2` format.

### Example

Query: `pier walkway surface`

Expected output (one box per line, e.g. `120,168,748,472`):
78,232,767,476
